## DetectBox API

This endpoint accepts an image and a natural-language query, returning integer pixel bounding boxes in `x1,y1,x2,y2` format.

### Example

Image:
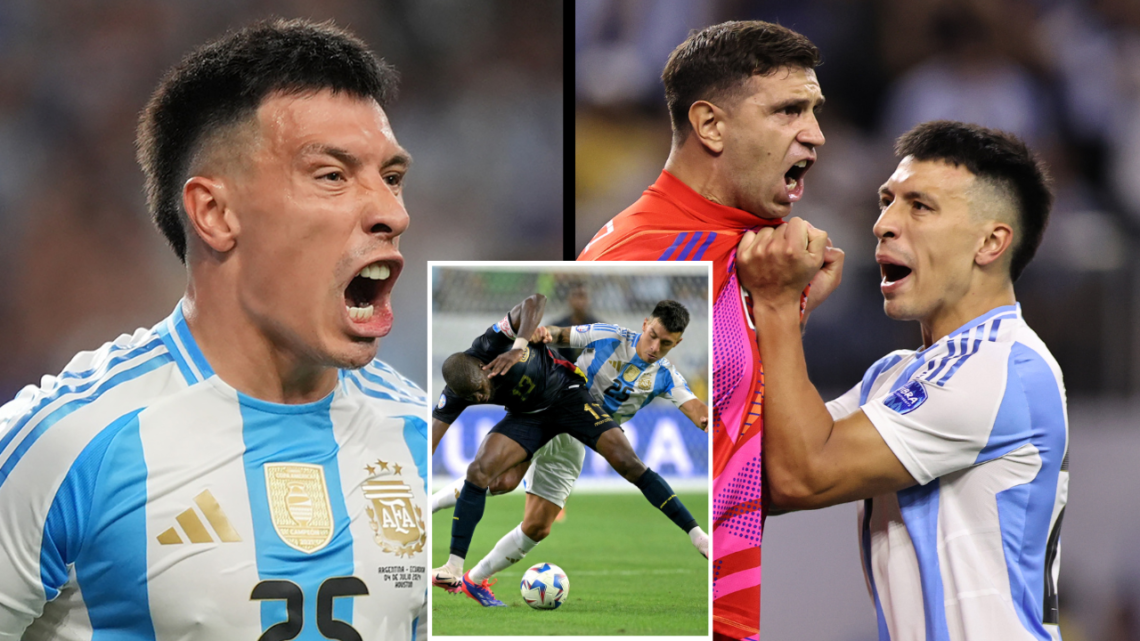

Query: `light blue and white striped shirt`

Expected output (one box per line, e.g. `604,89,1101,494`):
0,301,427,641
570,323,696,425
827,303,1068,641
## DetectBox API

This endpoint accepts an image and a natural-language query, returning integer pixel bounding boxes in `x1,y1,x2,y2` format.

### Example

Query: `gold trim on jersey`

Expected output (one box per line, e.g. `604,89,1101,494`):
363,459,426,558
265,463,334,553
156,489,242,545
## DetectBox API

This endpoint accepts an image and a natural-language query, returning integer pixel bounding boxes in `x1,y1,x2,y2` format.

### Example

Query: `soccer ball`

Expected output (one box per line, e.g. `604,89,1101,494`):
520,562,569,609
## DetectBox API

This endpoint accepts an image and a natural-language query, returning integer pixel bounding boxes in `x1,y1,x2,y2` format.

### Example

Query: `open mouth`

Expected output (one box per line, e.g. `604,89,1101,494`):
344,261,394,322
880,262,912,284
784,158,812,193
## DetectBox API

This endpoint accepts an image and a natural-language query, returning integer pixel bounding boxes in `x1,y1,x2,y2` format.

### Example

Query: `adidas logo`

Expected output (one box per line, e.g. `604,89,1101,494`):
157,489,242,544
608,360,621,371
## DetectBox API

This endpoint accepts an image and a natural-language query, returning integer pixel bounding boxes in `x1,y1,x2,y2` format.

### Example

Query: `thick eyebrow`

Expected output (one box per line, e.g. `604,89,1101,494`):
879,185,937,206
300,143,413,171
381,151,412,171
772,95,826,114
300,143,362,169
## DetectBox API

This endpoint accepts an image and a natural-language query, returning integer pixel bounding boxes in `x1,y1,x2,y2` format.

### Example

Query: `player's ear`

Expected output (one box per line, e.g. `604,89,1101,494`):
183,176,239,255
975,220,1014,269
688,100,725,154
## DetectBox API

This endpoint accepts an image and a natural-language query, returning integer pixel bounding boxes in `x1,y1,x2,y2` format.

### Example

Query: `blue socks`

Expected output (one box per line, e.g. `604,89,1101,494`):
635,468,698,533
449,480,488,558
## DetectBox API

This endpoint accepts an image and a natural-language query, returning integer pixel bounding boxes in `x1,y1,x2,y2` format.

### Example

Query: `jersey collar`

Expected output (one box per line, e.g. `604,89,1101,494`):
917,303,1022,355
650,170,784,231
155,299,216,384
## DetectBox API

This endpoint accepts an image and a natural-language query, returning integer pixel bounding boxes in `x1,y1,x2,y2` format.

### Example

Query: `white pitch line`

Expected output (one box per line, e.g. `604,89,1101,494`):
560,568,696,577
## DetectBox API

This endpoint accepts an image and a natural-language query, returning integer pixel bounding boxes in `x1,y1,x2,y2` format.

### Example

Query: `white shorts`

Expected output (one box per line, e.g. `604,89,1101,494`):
522,433,586,508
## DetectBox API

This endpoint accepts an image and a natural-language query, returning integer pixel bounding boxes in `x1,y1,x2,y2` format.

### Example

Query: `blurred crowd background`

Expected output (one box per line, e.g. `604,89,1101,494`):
0,0,563,396
576,0,1140,639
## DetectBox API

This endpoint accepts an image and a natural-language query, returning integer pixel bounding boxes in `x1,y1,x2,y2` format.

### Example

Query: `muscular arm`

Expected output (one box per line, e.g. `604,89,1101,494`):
485,294,548,377
679,398,708,432
507,294,547,347
431,418,451,456
737,220,915,511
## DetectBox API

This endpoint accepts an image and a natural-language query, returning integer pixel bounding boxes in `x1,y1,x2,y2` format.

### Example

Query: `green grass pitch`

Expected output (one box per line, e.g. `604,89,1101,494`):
431,490,709,636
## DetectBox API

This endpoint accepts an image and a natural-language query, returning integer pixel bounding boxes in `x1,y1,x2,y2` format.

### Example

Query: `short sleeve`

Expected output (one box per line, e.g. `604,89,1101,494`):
568,323,623,349
431,387,472,425
825,382,861,421
658,361,697,408
860,343,1011,485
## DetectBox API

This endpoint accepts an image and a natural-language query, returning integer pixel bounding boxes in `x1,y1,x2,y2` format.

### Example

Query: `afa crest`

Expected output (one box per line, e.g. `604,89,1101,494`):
362,459,426,558
637,373,654,391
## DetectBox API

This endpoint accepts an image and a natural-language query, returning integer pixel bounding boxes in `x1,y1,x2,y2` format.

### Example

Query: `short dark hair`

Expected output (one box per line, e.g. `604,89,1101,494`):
442,352,486,397
650,300,690,334
137,18,399,262
662,21,820,140
895,121,1053,282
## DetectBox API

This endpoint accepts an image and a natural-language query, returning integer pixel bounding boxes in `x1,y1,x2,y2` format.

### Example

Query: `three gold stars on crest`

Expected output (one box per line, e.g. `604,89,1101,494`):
364,459,402,476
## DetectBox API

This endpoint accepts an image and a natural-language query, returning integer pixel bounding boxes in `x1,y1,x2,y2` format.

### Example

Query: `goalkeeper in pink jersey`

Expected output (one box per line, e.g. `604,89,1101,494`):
579,20,843,640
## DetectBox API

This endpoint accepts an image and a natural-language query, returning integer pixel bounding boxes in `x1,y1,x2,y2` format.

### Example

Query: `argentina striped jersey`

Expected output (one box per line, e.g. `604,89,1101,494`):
569,323,696,425
826,303,1068,641
0,301,428,641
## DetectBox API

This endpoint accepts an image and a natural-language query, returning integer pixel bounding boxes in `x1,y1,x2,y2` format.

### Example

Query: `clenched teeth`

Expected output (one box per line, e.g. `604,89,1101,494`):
357,263,391,280
347,305,375,321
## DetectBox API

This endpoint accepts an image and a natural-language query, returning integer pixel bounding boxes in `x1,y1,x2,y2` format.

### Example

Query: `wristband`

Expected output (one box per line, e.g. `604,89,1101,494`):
512,337,528,350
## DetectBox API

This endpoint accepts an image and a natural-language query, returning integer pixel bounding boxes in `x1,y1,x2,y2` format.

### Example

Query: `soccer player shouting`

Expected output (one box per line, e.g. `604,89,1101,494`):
578,21,839,640
431,301,708,588
746,121,1068,639
431,294,709,606
0,20,427,640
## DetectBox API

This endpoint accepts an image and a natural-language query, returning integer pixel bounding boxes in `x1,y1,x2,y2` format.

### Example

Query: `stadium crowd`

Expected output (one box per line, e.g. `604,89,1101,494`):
0,0,563,396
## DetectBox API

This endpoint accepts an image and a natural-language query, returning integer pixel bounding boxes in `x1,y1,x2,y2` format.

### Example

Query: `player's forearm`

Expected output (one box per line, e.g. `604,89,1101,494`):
515,294,546,347
431,419,451,455
547,325,570,346
752,301,837,509
679,398,708,430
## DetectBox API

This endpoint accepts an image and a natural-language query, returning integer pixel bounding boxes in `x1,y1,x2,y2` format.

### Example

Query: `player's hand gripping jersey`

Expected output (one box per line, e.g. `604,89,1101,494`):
571,323,696,424
0,303,428,641
434,314,585,423
826,304,1069,639
579,170,788,640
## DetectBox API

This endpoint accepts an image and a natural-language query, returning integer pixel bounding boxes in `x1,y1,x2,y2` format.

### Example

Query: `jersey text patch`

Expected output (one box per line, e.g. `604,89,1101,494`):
884,380,928,415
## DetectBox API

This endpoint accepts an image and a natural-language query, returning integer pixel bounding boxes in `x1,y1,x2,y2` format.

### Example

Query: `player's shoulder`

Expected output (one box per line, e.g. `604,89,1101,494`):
861,348,916,382
579,197,692,260
655,356,684,374
341,358,428,409
0,325,180,493
1,325,175,432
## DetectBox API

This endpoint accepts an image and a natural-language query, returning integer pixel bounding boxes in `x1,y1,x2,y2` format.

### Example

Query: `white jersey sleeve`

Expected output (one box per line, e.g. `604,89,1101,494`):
860,341,1011,485
825,382,861,421
568,323,624,349
658,358,697,409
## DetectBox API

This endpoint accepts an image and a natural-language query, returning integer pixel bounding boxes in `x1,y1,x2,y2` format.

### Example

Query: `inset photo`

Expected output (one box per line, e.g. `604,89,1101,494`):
428,262,711,637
